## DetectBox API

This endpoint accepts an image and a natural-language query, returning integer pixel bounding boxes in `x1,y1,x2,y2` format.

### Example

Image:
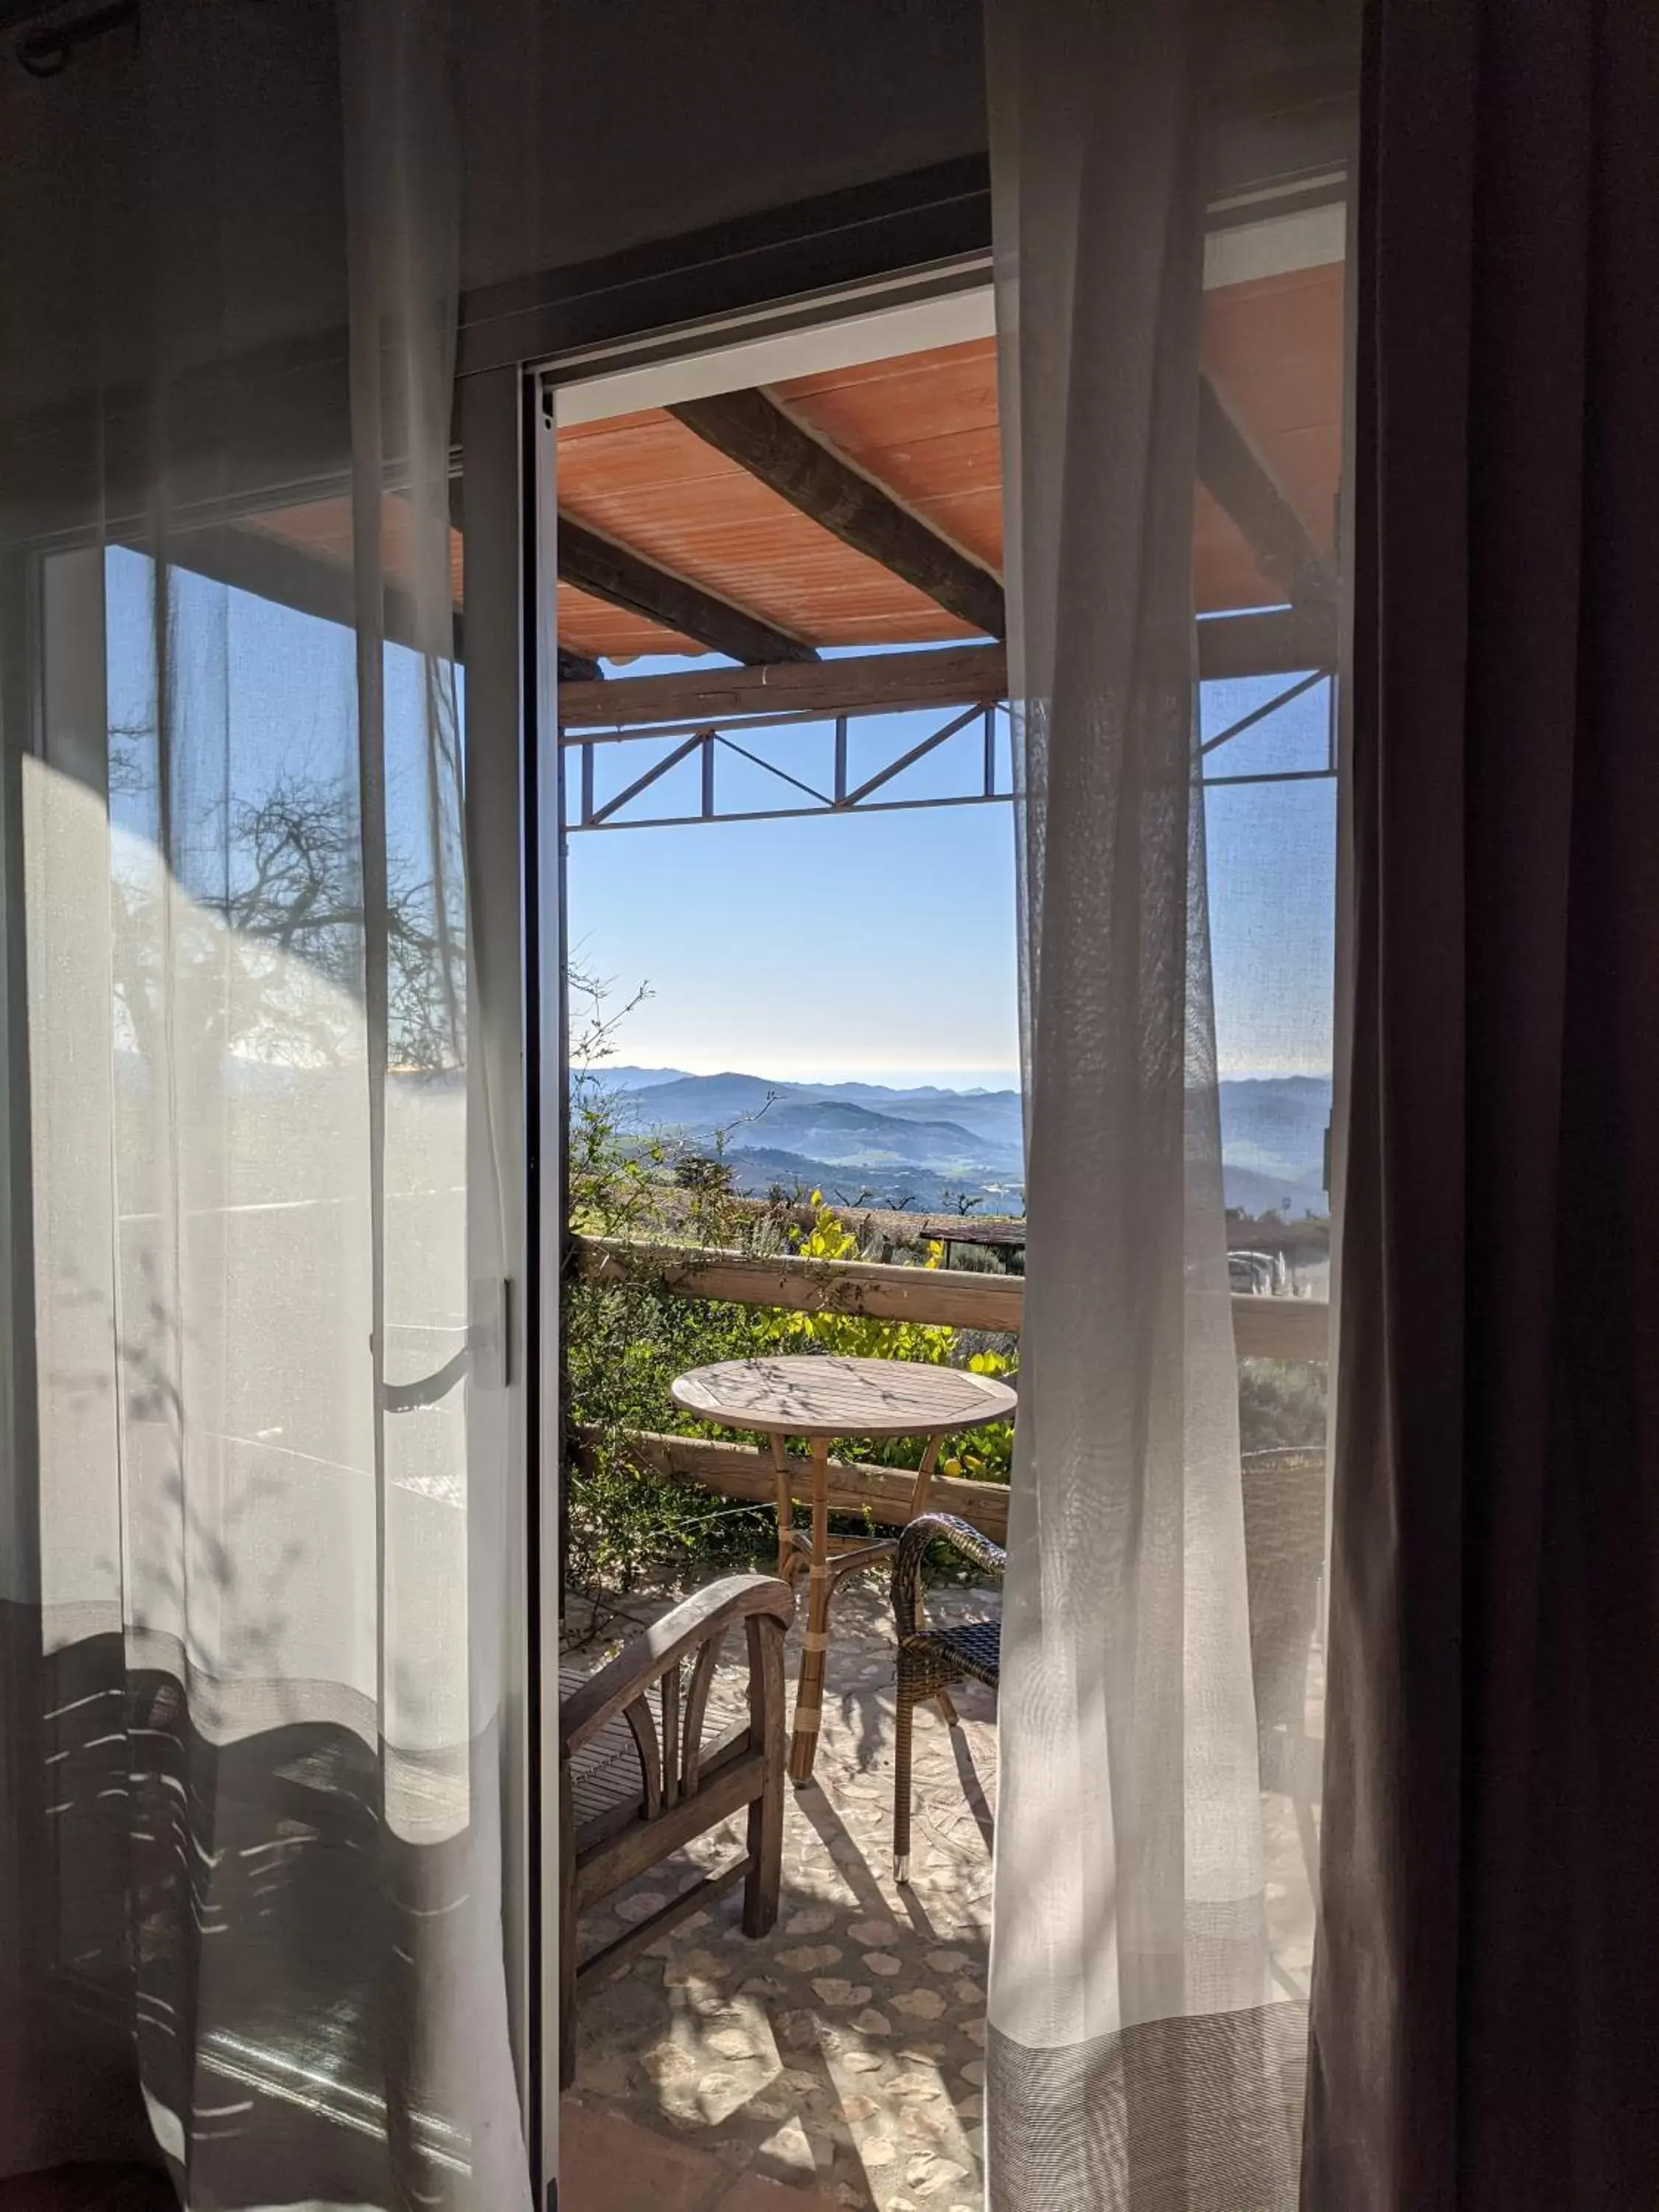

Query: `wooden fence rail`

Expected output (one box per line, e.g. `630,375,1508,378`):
570,1233,1330,1361
571,1422,1012,1545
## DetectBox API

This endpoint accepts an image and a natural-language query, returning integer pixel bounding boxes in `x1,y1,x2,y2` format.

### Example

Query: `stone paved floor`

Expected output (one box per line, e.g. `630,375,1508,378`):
560,2101,845,2211
562,1573,998,2211
561,1572,1322,2211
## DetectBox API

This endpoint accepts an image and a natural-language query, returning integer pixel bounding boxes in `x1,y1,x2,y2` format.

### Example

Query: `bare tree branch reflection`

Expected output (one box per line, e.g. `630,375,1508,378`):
108,726,465,1077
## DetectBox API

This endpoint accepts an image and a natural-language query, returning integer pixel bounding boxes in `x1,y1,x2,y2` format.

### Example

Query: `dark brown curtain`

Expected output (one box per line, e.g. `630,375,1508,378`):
1304,1,1659,2205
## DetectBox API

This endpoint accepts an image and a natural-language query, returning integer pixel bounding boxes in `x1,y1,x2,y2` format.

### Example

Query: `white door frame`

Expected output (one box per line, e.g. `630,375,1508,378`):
457,363,563,2203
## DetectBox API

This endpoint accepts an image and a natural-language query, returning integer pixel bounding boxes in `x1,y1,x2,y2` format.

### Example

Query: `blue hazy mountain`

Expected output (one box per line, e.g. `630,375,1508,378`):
578,1063,695,1093
575,1065,1331,1217
1217,1076,1331,1214
712,1146,1026,1215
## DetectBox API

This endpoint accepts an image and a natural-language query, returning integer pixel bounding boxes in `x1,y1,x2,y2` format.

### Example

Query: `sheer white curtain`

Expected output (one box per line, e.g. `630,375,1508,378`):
0,4,529,2205
985,2,1335,2204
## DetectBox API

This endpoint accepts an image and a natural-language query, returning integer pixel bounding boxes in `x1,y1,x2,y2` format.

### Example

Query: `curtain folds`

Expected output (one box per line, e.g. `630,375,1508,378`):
0,4,529,2205
984,2,1347,2203
1305,1,1659,2204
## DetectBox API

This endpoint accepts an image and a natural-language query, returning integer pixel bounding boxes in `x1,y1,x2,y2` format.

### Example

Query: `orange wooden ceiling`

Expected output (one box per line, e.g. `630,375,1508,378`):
232,260,1344,668
552,406,979,661
1197,262,1346,613
775,339,1004,577
246,492,467,611
553,260,1344,664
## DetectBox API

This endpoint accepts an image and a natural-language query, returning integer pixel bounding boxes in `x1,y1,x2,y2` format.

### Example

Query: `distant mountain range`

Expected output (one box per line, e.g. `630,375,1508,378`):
576,1064,1331,1218
1218,1075,1331,1215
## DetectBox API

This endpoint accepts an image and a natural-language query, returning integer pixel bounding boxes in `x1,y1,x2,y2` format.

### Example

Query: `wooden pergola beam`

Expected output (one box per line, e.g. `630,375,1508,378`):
667,387,1006,640
557,515,818,667
1195,603,1336,681
1197,374,1336,611
560,605,1335,732
561,641,1006,732
451,471,600,681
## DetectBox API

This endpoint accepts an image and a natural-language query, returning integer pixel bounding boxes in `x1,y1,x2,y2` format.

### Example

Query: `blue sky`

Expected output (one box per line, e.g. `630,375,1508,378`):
98,551,1335,1094
568,659,1336,1088
569,797,1023,1090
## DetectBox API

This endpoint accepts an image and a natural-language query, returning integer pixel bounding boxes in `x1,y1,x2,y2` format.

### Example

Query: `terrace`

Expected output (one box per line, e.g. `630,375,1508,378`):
558,1228,1328,2211
528,223,1340,2206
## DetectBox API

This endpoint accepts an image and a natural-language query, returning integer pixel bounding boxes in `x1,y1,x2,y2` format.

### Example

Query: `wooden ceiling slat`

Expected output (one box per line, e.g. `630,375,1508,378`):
1197,374,1336,613
556,514,817,665
247,492,468,618
1200,264,1345,560
1192,486,1276,615
555,579,696,662
667,386,1005,639
556,408,964,651
775,336,999,414
776,341,1004,578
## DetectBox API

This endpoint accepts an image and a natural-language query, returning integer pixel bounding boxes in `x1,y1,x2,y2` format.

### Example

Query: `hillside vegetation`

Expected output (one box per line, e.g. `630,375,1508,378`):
564,1002,1329,1597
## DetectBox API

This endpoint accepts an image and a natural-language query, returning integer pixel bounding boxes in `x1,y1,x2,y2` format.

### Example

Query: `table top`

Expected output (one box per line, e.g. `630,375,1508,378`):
669,1354,1018,1440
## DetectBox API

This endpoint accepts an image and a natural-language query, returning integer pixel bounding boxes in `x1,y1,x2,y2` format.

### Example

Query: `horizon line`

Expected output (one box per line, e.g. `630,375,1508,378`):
571,1060,1335,1090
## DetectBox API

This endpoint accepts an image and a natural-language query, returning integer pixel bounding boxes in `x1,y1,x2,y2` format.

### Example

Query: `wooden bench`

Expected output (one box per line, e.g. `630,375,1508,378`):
558,1575,793,2084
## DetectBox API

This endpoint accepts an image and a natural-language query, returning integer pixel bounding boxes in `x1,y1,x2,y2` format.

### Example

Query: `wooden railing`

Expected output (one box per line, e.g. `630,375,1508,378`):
569,1234,1329,1543
575,1235,1020,1331
571,1234,1330,1359
569,1420,1015,1545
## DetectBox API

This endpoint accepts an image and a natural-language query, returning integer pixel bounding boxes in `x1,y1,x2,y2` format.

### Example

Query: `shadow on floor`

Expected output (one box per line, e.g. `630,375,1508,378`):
563,1579,995,2211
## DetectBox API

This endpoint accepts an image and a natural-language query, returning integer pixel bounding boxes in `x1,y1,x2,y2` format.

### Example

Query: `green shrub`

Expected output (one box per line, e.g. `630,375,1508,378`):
1237,1356,1327,1455
752,1195,1015,1484
563,977,1015,1596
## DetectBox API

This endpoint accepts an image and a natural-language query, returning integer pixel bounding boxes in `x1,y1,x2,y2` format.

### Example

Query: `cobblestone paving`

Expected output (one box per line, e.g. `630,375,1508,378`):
562,1575,998,2210
562,1572,1321,2209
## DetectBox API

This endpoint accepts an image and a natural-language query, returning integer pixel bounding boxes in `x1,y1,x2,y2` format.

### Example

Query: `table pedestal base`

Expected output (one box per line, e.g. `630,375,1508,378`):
772,1434,908,1785
671,1361,1012,1789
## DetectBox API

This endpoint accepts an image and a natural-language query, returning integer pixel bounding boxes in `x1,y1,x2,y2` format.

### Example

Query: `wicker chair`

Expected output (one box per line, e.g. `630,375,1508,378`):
891,1512,1005,1883
889,1448,1327,1880
559,1573,793,2084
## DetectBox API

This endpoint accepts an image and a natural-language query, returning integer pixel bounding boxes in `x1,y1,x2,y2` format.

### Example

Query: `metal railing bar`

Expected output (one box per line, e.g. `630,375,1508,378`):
1202,767,1337,788
712,731,832,807
568,788,1009,832
840,702,984,807
588,729,709,825
563,692,1004,747
565,760,1337,832
1200,668,1326,757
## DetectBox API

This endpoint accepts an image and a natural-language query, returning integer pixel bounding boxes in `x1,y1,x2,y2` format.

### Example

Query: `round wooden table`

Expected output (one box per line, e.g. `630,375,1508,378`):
670,1355,1018,1784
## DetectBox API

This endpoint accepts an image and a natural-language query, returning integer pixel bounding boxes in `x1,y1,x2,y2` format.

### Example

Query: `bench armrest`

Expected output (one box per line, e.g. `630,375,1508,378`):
560,1573,793,1759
